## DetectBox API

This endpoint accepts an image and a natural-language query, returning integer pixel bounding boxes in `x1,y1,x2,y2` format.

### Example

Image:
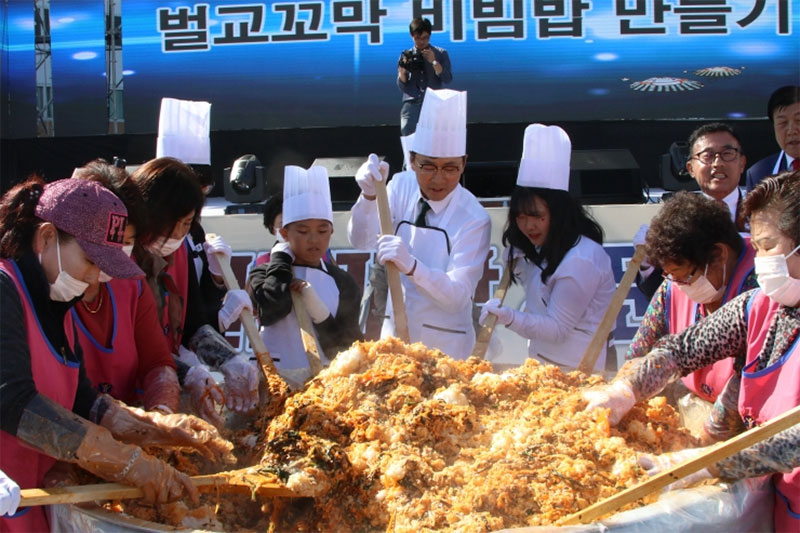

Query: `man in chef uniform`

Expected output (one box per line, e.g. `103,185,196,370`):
348,88,491,359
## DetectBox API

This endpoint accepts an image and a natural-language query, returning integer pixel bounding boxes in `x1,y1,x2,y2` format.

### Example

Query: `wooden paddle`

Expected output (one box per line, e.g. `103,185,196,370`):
561,403,800,525
206,235,290,415
373,177,410,343
471,258,514,359
577,245,646,375
18,468,300,508
290,287,324,376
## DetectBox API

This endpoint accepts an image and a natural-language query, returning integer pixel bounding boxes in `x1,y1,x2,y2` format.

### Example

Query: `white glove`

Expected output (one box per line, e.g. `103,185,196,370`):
184,365,225,428
638,448,713,491
583,379,637,426
355,153,388,198
220,355,259,413
176,345,203,367
377,234,416,275
203,234,232,277
0,469,20,517
633,223,649,247
301,282,331,324
479,298,514,327
502,245,526,264
218,289,253,331
271,241,295,262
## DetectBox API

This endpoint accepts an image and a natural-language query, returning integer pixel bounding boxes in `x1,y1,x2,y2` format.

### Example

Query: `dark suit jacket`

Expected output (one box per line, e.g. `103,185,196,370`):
746,152,787,192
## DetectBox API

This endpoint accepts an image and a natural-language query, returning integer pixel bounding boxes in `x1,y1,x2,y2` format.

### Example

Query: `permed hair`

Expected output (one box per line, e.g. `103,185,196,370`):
742,170,800,249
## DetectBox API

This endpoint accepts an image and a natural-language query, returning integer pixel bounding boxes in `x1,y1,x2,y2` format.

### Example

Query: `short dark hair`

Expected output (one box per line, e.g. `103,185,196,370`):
767,85,800,122
645,191,743,270
262,194,283,234
743,170,800,249
409,17,432,35
502,186,603,284
687,122,743,153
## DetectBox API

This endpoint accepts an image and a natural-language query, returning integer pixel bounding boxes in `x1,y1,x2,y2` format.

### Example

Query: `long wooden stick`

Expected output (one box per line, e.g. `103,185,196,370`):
471,258,514,359
19,470,298,508
290,288,324,376
561,403,800,525
578,246,646,375
373,178,410,342
207,236,290,414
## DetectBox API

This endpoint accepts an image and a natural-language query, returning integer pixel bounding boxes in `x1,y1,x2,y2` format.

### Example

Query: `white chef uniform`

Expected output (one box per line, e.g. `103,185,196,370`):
349,89,491,359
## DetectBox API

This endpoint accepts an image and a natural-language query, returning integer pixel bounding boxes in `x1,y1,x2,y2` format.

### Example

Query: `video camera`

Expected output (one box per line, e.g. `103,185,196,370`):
399,49,426,72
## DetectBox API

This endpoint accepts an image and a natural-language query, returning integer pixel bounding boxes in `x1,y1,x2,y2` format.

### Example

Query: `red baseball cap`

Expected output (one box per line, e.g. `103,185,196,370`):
35,179,144,279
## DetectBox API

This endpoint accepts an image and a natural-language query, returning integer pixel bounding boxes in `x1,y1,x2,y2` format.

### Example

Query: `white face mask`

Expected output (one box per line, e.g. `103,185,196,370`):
754,243,800,307
122,244,134,257
148,236,184,257
41,234,90,302
677,262,726,304
98,272,112,283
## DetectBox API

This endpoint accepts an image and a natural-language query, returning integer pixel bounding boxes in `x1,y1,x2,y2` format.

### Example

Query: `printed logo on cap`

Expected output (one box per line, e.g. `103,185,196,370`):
105,213,128,245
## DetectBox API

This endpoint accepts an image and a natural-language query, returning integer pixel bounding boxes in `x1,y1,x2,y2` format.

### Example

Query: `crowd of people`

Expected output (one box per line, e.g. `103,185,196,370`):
0,77,798,531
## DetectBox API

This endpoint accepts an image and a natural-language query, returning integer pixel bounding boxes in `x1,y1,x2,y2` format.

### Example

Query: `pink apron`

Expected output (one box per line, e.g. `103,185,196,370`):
72,279,142,404
740,289,800,532
0,259,79,533
666,242,755,401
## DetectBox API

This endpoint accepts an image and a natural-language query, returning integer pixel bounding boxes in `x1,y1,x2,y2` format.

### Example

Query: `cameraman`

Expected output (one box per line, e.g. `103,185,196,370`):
397,17,453,136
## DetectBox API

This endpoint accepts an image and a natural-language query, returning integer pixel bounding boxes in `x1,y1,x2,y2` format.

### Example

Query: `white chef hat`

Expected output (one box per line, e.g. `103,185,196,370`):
156,97,211,165
400,133,414,170
410,89,467,158
282,165,333,226
516,124,571,191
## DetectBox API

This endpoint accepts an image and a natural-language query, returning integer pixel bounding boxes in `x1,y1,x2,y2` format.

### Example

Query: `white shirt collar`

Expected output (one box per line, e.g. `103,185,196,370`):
419,185,460,216
702,188,739,223
786,153,796,169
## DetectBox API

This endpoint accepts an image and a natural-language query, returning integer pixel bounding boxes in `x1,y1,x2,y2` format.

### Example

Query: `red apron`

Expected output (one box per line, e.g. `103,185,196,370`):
160,241,190,354
739,289,800,532
666,242,755,401
72,279,142,404
0,259,79,533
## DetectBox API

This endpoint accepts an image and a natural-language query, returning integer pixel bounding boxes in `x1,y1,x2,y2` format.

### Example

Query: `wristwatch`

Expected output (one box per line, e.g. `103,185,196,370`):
432,60,438,67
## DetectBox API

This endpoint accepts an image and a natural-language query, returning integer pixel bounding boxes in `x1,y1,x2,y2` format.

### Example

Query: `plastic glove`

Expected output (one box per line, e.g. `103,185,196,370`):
583,379,637,426
355,153,388,198
0,469,20,517
94,394,235,464
177,344,203,367
301,282,331,323
141,366,180,414
184,365,226,429
218,289,253,331
479,298,515,327
271,241,295,262
203,234,232,278
633,223,649,247
377,234,416,274
638,447,713,491
220,355,260,412
74,424,199,506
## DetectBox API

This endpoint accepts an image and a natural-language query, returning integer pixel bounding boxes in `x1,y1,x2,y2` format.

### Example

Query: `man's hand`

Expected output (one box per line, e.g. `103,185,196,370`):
421,48,435,63
355,154,388,200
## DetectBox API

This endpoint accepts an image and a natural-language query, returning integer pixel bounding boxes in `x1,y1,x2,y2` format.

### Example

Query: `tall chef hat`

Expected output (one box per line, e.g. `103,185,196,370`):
400,133,414,170
282,165,333,226
156,97,211,165
410,89,467,158
516,124,571,191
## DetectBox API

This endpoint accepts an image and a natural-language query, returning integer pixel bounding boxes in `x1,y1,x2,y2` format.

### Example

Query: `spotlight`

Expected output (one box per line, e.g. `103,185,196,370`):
224,154,267,204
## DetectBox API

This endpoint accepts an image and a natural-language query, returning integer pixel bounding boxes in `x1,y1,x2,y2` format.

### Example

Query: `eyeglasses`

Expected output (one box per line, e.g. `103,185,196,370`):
416,161,462,177
692,148,740,165
661,266,700,286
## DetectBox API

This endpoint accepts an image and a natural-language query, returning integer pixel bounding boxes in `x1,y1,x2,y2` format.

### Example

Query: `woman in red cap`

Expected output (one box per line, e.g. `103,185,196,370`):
0,177,233,533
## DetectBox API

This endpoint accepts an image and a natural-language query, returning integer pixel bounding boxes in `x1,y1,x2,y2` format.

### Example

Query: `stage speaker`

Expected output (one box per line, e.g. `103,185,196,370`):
569,149,643,204
659,141,699,192
224,154,267,205
312,156,378,211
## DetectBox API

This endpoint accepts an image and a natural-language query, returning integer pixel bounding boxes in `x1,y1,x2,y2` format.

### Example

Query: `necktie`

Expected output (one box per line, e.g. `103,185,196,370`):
414,198,431,227
791,159,800,172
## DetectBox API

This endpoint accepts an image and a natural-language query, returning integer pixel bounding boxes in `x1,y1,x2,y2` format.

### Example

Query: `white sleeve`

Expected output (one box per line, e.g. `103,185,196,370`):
347,194,380,250
410,215,491,314
506,256,604,343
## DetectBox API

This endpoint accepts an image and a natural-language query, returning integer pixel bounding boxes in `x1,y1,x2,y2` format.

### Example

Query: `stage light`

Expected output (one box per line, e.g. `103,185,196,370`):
223,154,267,205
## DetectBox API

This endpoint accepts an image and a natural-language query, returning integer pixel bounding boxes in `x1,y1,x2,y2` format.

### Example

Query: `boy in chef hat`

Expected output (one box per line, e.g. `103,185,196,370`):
479,124,617,372
348,89,491,359
248,165,363,383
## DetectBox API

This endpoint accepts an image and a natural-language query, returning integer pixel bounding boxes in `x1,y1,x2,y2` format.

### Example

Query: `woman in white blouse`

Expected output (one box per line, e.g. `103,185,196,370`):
480,124,616,371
